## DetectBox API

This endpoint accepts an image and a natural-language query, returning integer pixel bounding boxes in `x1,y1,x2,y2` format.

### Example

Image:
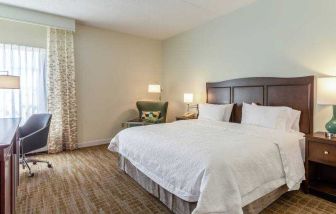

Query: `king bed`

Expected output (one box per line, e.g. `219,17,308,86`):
108,76,314,214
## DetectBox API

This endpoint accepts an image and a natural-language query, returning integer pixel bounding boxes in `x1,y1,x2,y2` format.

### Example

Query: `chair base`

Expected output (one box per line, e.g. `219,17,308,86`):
20,155,52,177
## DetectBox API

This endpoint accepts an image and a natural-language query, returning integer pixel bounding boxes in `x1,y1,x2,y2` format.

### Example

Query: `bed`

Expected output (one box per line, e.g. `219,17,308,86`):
108,76,314,214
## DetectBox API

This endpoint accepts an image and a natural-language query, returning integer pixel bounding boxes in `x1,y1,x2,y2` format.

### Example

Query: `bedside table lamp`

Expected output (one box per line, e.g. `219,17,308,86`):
0,71,20,119
317,77,336,135
184,93,193,112
184,93,198,113
148,84,162,101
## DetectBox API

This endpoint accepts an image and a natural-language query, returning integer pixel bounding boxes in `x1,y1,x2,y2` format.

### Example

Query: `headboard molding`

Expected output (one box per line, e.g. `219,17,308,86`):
206,76,314,134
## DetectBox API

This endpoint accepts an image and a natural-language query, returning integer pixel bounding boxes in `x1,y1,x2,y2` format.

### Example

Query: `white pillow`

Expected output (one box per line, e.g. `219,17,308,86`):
198,103,234,122
241,103,288,130
252,103,301,131
291,110,301,132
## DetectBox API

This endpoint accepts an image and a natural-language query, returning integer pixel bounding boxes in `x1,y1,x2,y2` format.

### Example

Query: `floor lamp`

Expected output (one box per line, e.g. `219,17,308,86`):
0,71,20,118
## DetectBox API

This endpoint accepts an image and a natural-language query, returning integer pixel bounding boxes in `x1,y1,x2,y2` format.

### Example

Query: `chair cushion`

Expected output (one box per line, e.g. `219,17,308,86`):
141,111,161,123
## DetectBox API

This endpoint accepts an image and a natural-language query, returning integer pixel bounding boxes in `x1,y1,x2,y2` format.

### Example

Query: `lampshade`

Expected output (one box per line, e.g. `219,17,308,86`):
184,93,193,103
317,77,336,105
148,84,161,93
0,75,20,89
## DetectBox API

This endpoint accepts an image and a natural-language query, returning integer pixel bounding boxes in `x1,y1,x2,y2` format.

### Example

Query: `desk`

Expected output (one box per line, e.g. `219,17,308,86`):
0,118,20,214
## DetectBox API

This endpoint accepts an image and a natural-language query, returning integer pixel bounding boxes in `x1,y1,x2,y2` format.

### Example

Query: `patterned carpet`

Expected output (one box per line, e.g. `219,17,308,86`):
16,145,336,214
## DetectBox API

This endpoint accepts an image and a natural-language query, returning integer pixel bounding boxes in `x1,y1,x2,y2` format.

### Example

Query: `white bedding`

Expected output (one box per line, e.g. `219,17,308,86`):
108,119,305,214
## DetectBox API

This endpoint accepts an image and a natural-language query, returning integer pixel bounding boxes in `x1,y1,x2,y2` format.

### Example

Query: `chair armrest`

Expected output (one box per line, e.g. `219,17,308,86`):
20,126,49,148
20,127,44,140
20,126,50,154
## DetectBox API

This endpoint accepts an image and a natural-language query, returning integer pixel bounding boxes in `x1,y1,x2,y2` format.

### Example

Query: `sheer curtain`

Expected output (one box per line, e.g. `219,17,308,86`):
0,43,47,121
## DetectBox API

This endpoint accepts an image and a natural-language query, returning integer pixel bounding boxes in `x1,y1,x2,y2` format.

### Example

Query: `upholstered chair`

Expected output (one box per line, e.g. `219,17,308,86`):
136,101,168,123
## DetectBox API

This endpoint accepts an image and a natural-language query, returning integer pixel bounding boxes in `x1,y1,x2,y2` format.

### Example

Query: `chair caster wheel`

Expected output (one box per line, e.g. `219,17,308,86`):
33,162,37,165
28,172,34,177
47,164,52,168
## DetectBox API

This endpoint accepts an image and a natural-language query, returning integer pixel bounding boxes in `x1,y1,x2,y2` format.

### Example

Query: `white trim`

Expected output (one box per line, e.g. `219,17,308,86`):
27,138,110,154
77,138,111,148
0,4,75,31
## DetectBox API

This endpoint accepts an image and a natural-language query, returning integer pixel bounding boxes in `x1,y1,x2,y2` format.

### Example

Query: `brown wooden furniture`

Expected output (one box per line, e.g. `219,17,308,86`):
0,118,20,214
122,118,151,128
176,115,197,120
305,132,336,202
206,76,314,134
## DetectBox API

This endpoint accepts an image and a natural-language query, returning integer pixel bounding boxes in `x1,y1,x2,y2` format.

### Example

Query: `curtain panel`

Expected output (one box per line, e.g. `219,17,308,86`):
0,44,47,121
47,28,78,153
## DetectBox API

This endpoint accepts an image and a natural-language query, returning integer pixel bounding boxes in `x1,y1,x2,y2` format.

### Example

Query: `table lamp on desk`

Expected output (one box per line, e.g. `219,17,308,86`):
0,71,20,89
0,71,20,118
317,77,336,137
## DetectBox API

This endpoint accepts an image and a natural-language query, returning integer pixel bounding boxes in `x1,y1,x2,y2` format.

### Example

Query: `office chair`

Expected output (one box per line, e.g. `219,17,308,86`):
19,113,52,177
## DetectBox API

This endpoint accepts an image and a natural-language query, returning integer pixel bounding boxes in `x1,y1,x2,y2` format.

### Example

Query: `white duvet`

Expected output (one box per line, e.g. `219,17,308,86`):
108,119,305,214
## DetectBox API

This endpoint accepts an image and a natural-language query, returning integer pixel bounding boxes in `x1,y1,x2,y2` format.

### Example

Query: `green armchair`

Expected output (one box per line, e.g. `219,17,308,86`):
136,101,169,123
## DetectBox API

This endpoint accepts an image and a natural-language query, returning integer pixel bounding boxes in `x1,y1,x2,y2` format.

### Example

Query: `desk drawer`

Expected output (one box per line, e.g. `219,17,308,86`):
309,141,336,166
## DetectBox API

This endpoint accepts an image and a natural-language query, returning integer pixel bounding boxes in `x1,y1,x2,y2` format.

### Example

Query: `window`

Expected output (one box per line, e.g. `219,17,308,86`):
0,43,47,120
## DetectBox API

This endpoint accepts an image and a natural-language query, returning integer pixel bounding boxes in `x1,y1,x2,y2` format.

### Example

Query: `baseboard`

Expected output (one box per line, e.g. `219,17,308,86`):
27,138,111,154
77,138,111,148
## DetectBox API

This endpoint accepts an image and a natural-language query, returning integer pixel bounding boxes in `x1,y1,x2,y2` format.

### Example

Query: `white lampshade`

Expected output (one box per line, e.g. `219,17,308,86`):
184,93,193,103
148,84,161,93
317,77,336,105
0,75,20,89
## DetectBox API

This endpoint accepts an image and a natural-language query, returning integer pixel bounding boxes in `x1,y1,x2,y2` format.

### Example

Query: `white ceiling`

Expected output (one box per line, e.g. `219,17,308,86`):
0,0,255,40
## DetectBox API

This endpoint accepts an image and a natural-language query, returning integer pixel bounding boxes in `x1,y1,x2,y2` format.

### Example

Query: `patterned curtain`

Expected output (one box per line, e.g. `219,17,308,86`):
47,28,78,153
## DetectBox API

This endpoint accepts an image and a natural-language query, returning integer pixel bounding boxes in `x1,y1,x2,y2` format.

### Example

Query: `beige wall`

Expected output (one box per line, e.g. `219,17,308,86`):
75,24,162,144
0,19,162,144
162,0,336,132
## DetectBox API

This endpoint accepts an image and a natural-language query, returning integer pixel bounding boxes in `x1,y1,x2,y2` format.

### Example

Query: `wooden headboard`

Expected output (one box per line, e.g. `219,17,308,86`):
206,76,314,134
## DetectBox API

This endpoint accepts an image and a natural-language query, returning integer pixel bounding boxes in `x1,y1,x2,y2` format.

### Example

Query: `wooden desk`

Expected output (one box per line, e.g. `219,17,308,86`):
0,118,20,214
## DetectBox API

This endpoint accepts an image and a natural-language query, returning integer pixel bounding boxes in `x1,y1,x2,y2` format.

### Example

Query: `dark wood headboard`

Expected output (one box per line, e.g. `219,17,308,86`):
206,76,314,134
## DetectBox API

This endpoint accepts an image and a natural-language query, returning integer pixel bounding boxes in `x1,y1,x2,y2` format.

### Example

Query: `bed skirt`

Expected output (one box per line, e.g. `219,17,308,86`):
118,155,288,214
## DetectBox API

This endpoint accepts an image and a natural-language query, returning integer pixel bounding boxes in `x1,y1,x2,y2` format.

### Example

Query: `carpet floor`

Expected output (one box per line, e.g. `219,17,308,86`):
16,145,336,214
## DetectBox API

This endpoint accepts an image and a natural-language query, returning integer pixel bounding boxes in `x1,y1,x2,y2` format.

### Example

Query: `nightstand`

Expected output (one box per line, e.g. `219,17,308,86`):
305,132,336,202
176,115,197,120
122,118,151,128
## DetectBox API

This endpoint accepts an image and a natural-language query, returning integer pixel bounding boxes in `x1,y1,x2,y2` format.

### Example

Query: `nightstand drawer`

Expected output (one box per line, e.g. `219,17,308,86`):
309,141,336,166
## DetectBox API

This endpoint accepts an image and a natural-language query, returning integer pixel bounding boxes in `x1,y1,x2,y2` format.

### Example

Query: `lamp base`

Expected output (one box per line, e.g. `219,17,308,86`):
325,105,336,134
